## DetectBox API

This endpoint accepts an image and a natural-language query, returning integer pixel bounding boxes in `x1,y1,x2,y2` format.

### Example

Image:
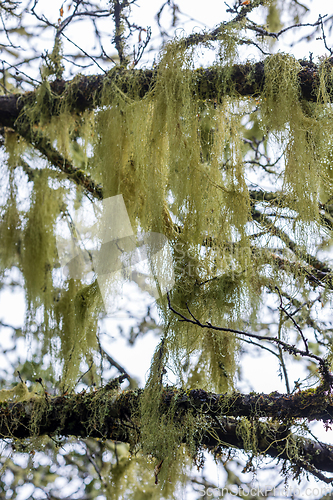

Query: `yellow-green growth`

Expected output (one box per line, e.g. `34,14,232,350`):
90,40,256,390
262,53,325,227
140,342,196,491
54,279,103,391
0,382,36,403
4,36,333,420
0,131,28,270
266,0,282,35
21,170,63,330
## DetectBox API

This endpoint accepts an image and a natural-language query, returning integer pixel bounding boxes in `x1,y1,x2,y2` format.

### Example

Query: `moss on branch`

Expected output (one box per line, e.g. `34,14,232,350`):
0,59,329,130
1,386,333,475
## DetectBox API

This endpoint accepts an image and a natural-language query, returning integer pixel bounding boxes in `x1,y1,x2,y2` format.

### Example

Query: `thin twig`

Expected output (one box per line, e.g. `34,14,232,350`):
167,293,326,368
275,286,309,355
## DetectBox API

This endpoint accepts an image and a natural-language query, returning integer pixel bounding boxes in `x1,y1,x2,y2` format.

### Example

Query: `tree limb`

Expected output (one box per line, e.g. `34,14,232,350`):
1,386,333,478
167,293,333,387
0,59,328,130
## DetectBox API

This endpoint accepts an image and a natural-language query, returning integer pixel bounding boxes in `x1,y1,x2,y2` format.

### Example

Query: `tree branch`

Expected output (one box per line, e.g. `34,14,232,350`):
0,59,329,130
14,122,103,200
1,386,333,478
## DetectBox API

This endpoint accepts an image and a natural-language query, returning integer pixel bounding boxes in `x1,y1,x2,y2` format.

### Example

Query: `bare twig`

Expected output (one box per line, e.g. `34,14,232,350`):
84,441,107,488
166,293,329,373
60,32,106,73
247,16,325,40
275,286,309,355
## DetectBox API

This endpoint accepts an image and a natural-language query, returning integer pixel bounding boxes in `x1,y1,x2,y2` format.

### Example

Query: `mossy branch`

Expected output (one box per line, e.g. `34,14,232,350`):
202,418,333,482
11,120,103,200
0,59,329,131
1,386,333,477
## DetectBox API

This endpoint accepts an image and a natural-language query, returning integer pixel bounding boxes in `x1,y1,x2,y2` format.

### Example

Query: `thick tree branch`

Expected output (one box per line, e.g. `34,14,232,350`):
1,386,333,477
202,418,333,482
0,59,328,130
183,388,333,424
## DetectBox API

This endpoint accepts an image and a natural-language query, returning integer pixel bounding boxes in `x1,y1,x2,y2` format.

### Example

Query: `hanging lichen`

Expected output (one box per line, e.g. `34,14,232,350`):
266,0,282,35
53,278,103,390
139,339,197,491
21,170,63,329
0,131,27,271
3,28,333,490
90,39,260,393
261,53,333,231
6,41,333,398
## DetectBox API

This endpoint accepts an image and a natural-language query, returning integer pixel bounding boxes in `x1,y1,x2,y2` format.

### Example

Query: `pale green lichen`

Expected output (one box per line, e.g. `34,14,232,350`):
6,44,333,392
2,33,333,487
0,382,36,403
265,0,283,37
261,53,333,232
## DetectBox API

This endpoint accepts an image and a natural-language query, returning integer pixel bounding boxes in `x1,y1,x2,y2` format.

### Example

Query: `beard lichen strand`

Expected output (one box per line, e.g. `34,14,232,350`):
54,279,103,391
19,172,102,390
20,170,64,333
262,53,333,230
0,133,22,271
139,340,197,490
